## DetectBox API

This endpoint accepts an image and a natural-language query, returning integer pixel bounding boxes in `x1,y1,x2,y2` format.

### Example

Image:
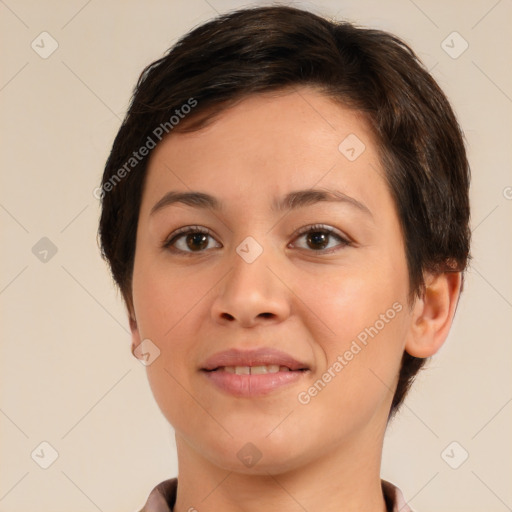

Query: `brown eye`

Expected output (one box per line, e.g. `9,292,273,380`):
292,224,350,253
163,226,221,255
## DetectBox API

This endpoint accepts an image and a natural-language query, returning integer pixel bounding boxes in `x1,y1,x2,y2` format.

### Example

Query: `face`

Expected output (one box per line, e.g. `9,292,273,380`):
131,87,415,475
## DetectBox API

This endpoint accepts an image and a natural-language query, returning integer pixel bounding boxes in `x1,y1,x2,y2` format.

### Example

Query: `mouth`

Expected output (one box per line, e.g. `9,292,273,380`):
200,348,310,397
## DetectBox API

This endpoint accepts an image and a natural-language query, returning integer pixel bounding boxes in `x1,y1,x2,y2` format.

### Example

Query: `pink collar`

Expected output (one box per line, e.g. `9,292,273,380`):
138,477,412,512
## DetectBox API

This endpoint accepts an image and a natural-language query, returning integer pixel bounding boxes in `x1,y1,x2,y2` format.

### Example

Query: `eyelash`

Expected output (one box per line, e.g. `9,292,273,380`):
162,224,352,256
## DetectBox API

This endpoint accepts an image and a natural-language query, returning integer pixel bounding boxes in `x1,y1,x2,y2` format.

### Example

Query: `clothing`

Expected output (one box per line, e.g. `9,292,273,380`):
138,477,412,512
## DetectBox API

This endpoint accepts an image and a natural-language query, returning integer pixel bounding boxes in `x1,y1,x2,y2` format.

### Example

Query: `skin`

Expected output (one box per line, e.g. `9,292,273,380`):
129,86,461,512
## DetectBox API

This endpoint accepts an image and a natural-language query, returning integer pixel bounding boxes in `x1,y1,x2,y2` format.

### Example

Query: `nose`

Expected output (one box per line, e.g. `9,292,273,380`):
210,244,291,328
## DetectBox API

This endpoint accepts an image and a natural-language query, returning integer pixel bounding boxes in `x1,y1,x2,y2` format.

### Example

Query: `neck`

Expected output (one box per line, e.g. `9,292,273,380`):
173,428,388,512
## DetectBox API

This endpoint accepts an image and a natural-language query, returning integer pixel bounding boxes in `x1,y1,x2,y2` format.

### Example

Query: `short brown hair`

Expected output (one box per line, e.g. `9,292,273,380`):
98,5,470,416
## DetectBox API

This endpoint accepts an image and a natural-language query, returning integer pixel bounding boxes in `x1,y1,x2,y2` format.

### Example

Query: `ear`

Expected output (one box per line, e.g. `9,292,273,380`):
405,271,462,358
128,306,142,357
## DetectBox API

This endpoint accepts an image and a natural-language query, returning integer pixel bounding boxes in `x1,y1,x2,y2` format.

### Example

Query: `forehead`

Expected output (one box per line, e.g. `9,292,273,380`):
141,87,388,215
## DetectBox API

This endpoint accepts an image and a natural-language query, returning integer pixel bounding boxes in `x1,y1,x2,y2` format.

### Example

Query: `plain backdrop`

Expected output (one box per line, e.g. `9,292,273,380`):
1,1,511,511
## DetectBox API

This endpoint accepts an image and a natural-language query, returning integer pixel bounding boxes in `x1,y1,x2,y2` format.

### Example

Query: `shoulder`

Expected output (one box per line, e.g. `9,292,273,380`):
382,479,413,512
137,478,177,512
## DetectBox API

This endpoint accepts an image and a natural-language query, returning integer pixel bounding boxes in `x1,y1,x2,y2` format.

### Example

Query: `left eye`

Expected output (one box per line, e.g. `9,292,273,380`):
290,224,350,253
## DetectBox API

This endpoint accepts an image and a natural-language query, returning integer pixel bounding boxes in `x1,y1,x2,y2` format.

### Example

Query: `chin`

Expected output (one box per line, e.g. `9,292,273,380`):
199,431,311,476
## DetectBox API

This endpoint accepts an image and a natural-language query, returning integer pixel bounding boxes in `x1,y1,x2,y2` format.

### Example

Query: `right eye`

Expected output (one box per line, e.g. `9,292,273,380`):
162,226,222,256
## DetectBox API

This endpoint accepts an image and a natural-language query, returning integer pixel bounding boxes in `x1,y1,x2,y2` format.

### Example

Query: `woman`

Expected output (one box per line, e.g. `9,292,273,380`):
98,6,470,511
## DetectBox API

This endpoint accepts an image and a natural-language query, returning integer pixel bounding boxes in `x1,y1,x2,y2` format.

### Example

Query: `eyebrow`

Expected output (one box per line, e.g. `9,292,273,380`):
150,188,372,217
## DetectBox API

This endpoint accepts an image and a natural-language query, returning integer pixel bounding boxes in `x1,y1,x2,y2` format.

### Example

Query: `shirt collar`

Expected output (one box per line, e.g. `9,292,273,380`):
139,477,412,512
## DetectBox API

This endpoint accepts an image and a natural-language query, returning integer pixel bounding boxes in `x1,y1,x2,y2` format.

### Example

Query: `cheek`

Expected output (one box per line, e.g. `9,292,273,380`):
299,259,407,345
132,259,214,421
294,273,408,430
132,257,208,341
297,254,410,401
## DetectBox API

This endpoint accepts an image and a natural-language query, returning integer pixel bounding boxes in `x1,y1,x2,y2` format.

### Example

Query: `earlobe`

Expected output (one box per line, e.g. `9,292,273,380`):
405,271,462,358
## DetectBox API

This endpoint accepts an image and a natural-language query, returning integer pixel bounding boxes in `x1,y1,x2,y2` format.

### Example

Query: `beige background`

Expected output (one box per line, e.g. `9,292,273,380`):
1,0,511,511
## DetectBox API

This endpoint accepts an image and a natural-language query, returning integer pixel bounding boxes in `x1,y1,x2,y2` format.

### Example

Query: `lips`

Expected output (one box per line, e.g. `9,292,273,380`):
201,348,309,397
